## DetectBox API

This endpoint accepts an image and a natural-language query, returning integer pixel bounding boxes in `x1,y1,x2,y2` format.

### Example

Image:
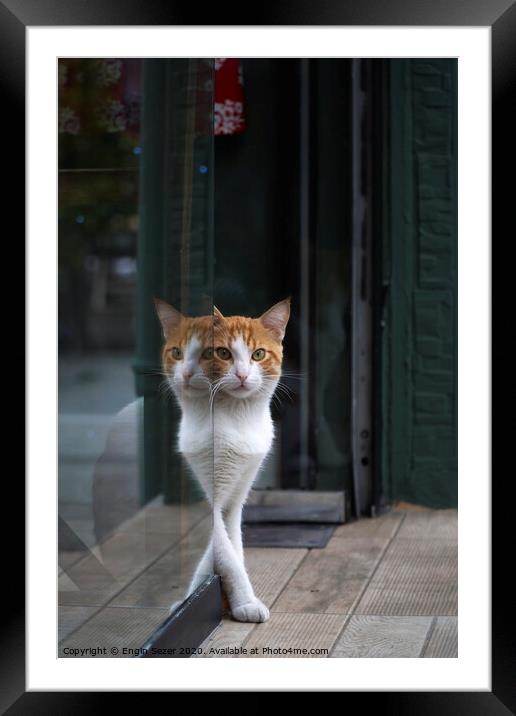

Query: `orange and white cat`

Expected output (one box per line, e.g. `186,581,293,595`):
155,298,291,622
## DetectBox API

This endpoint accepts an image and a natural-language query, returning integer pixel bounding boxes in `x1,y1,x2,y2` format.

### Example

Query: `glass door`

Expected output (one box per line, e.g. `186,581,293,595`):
58,58,216,657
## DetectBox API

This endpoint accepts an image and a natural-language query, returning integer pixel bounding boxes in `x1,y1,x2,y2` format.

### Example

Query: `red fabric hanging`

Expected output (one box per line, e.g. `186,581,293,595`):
214,59,246,136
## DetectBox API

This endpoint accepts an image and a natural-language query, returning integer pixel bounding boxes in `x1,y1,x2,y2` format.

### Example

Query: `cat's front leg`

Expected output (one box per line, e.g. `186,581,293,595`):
223,457,264,565
224,474,256,565
225,505,245,564
213,509,269,623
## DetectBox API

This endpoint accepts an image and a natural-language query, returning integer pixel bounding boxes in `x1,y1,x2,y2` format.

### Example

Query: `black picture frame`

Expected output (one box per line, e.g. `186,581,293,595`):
10,0,507,708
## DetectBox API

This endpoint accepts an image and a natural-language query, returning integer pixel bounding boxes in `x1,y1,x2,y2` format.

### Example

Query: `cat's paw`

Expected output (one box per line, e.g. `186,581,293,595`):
231,598,270,623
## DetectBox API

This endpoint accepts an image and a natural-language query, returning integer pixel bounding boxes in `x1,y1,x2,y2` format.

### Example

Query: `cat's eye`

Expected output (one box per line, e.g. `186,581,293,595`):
202,347,214,360
252,348,266,361
216,347,232,360
170,347,183,360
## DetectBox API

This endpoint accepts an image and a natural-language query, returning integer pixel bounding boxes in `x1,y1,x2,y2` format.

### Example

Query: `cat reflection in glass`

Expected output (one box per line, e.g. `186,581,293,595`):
155,297,291,623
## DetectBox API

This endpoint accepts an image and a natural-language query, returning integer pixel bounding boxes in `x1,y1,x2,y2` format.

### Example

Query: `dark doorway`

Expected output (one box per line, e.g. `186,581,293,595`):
214,59,373,522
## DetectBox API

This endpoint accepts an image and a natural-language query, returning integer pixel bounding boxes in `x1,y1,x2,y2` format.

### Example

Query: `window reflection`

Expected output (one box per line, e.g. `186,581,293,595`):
58,59,215,656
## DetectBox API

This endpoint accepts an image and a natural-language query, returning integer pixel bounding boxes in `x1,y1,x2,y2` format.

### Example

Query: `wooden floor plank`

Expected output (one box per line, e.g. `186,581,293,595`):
59,606,169,657
331,616,433,658
58,529,184,607
195,549,308,657
423,617,458,657
58,606,99,643
242,613,348,658
117,500,210,536
355,539,457,616
366,538,457,584
245,548,308,607
395,510,458,541
355,582,457,617
272,538,388,614
329,511,405,541
195,619,256,658
59,550,88,572
57,507,458,659
109,516,212,608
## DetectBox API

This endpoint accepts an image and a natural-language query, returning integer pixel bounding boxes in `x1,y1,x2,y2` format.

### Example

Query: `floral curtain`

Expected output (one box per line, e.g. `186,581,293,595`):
214,58,246,136
58,59,142,138
59,58,245,139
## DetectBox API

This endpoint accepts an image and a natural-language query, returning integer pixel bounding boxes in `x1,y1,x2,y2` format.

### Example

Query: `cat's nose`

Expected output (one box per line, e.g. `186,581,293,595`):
183,369,192,384
236,372,248,385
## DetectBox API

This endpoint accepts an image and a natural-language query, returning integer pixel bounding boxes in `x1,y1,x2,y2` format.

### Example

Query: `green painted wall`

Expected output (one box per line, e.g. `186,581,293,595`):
382,59,458,508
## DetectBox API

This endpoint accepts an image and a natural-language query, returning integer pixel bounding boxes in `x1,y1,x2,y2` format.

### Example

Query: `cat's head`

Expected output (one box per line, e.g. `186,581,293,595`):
155,297,291,403
210,298,291,401
154,298,214,401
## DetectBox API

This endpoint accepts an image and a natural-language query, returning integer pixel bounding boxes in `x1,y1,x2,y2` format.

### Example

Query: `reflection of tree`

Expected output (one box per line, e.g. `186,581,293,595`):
58,59,142,352
59,172,139,266
58,59,142,169
58,170,139,351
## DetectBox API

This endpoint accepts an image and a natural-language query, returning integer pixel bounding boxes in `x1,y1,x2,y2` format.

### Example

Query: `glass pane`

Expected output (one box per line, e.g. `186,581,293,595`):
58,58,214,656
214,59,352,501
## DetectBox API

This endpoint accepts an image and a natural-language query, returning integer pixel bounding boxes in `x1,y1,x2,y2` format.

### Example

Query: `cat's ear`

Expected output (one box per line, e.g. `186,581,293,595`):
213,306,224,323
259,297,291,342
154,297,183,337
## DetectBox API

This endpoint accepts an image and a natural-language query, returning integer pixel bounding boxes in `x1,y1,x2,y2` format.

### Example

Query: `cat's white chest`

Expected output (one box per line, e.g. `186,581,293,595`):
179,399,273,454
214,408,273,457
178,399,274,492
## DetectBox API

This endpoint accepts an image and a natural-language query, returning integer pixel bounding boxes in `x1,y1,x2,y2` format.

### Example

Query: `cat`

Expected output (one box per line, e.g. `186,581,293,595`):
154,297,291,622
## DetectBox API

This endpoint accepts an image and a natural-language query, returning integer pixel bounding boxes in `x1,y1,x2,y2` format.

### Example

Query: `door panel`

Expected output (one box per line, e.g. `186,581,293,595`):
214,59,354,514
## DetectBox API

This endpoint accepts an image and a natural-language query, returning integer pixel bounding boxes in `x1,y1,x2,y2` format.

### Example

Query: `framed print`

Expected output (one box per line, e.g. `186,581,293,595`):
7,0,508,707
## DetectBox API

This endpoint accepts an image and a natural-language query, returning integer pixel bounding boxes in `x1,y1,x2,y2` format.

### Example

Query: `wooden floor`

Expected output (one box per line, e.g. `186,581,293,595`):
196,506,458,658
59,501,457,658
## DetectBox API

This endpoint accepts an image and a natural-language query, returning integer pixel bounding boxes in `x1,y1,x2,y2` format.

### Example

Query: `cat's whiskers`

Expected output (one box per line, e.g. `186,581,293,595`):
259,376,296,405
275,381,295,399
208,375,229,412
158,379,175,402
141,367,172,384
256,383,286,410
